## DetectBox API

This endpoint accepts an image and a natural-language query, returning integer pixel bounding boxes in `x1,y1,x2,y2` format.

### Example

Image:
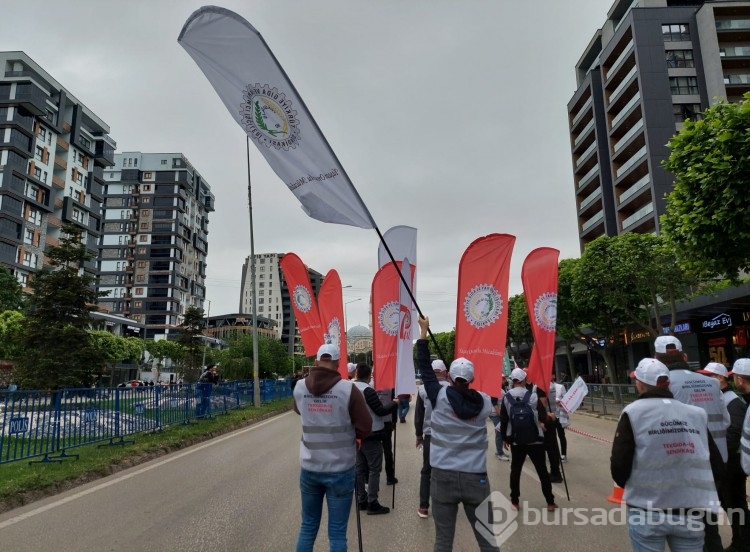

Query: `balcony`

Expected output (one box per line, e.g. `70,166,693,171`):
716,19,750,30
13,83,47,116
571,96,593,129
621,202,654,230
579,187,602,213
581,210,604,233
615,145,647,179
724,74,750,85
54,156,67,170
605,39,634,82
56,137,69,151
619,174,651,205
573,119,595,150
94,138,115,167
575,141,597,169
613,119,643,153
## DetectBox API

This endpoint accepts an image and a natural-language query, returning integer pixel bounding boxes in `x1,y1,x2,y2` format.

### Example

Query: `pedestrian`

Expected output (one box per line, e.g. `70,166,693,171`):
536,379,563,483
499,367,557,511
292,343,372,552
352,362,398,515
398,393,411,423
611,358,724,552
550,373,568,463
414,358,451,518
654,335,729,552
375,386,398,486
488,394,510,461
417,316,499,552
196,364,219,417
347,362,357,380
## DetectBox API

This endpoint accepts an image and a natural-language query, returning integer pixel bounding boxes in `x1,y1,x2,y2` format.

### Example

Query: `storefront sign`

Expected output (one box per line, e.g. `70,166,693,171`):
700,313,732,332
662,321,691,334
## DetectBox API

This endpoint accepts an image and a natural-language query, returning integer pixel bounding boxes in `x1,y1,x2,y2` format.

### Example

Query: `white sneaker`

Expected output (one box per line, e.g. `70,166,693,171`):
496,453,510,462
561,455,568,463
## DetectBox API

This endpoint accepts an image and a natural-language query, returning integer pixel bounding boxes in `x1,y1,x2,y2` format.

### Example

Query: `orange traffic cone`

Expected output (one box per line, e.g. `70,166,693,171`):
607,484,624,504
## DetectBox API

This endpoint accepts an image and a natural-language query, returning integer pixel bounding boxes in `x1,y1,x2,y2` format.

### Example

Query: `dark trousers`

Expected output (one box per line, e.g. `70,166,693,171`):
722,456,750,550
509,443,555,505
419,435,432,509
381,422,395,480
544,426,561,477
554,419,567,456
356,438,383,504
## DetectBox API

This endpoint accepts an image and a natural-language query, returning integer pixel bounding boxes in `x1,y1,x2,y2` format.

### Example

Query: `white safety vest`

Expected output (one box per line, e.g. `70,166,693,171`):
722,388,741,409
376,388,393,425
741,406,750,475
417,381,449,436
430,386,492,473
623,398,719,512
668,370,729,462
294,378,356,472
502,386,544,443
353,380,384,432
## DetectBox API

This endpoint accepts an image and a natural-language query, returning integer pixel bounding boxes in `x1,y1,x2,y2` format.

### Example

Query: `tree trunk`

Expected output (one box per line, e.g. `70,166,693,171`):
601,346,621,384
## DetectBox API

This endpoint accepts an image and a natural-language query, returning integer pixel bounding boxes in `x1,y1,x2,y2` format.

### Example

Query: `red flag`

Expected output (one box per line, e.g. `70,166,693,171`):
371,263,401,391
279,253,324,357
318,269,348,379
455,234,516,396
522,248,560,395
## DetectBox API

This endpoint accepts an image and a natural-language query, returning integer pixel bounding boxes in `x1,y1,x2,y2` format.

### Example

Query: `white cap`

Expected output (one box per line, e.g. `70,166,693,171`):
432,359,447,372
449,358,474,382
729,358,750,377
347,362,357,374
316,343,340,361
630,358,670,386
654,335,682,353
698,362,728,377
510,368,527,382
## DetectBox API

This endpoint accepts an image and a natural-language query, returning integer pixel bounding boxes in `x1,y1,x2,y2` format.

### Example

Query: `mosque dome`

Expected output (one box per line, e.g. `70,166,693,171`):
347,325,372,338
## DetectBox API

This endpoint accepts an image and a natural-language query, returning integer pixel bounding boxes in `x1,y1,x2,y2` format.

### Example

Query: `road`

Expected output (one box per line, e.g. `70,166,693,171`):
0,408,733,551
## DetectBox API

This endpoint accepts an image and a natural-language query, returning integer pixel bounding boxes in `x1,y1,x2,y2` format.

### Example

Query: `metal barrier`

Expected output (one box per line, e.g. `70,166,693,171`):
580,383,639,417
0,378,294,465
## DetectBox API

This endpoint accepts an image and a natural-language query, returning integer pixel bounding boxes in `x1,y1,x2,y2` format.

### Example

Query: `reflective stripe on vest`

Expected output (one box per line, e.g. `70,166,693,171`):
294,378,356,472
742,407,750,475
623,398,719,512
353,380,384,432
430,386,492,473
669,370,729,462
418,381,449,436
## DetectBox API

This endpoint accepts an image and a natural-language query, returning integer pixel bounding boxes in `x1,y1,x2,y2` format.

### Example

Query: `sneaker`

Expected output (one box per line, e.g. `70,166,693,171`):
367,501,390,515
547,503,559,512
549,474,563,483
417,507,429,518
561,455,568,463
495,453,510,462
386,477,398,485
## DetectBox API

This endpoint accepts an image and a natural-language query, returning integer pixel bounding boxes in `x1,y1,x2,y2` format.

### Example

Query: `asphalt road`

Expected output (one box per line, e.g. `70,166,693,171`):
0,408,734,551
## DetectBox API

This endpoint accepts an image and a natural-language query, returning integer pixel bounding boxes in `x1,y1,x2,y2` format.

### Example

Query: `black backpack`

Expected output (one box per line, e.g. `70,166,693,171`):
507,389,538,445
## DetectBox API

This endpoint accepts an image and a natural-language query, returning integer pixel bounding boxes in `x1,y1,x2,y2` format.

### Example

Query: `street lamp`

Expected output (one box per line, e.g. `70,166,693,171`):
344,298,362,331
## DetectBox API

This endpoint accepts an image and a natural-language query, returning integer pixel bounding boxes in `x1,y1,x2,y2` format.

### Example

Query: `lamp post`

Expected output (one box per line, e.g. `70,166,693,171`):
344,298,362,332
201,299,212,369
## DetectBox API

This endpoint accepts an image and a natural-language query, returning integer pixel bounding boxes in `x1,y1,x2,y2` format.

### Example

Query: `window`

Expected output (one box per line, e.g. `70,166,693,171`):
134,158,137,167
35,145,44,161
136,274,145,282
142,196,151,204
258,298,264,304
662,24,689,42
669,76,699,95
24,228,34,244
33,166,46,182
22,251,37,268
138,247,146,254
142,210,150,216
79,136,91,149
673,103,702,122
143,172,152,179
25,183,39,200
38,127,47,142
17,273,28,286
72,208,83,222
139,235,147,242
161,159,167,165
666,49,694,68
137,261,146,268
26,208,42,225
134,301,142,308
135,287,144,294
140,222,148,229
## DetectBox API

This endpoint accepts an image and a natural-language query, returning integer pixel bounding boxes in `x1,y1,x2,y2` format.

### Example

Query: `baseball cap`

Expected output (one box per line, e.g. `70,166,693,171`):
316,343,340,361
432,359,447,372
654,335,682,353
728,358,750,377
698,362,728,377
510,368,527,382
347,362,357,375
630,358,670,386
449,358,474,382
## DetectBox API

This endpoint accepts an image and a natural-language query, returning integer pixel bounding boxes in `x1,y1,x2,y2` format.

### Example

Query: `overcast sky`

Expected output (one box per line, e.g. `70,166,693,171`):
1,0,608,334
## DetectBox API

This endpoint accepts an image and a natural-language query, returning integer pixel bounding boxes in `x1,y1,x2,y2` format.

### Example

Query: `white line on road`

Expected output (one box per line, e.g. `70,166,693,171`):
0,412,291,530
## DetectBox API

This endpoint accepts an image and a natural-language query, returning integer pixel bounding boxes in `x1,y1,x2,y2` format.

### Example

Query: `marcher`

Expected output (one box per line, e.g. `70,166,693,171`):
352,363,398,515
414,358,451,518
655,335,729,552
611,358,724,552
417,316,499,552
347,362,357,380
499,368,557,510
292,344,372,552
398,393,411,423
550,373,568,462
536,380,563,483
489,395,510,462
375,386,398,485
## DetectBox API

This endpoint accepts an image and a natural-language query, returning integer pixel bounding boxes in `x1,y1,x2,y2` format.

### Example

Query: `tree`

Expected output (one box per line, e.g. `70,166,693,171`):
216,334,291,380
177,306,205,382
0,310,24,360
426,330,455,367
145,339,186,373
15,225,107,389
663,93,750,280
90,331,145,363
0,267,25,312
556,258,586,381
507,293,532,366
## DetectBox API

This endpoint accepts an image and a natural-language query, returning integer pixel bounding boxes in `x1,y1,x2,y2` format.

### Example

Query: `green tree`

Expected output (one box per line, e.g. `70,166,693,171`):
177,306,205,382
90,331,145,363
0,310,25,360
507,293,532,365
215,335,290,380
0,267,25,312
663,93,750,280
556,258,586,381
15,225,107,389
145,339,186,373
426,330,455,367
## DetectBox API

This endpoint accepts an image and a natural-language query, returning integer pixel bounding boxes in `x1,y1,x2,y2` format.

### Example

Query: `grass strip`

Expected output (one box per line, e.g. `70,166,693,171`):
0,399,293,514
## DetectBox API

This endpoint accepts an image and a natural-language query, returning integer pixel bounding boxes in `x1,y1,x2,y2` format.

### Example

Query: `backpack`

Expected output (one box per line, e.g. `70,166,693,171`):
507,389,539,445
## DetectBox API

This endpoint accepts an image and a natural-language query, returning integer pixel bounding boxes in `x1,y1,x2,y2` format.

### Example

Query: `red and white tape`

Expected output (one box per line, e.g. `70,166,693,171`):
567,425,613,445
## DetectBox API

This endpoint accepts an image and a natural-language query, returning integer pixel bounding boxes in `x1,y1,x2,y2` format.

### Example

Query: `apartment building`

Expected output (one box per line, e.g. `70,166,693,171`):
0,51,115,285
569,0,750,250
239,253,323,350
99,152,214,340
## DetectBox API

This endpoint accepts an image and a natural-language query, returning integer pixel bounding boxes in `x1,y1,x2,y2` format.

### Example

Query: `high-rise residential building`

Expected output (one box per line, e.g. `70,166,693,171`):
239,253,323,351
99,152,214,340
568,0,750,250
0,51,115,285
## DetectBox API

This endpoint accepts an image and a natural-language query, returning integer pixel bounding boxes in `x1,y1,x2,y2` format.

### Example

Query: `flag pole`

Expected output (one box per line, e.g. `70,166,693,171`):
247,138,261,407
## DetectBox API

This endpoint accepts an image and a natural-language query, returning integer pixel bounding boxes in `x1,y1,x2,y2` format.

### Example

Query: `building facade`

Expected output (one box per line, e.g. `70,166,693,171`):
99,152,214,340
569,0,750,250
0,51,115,286
239,253,323,351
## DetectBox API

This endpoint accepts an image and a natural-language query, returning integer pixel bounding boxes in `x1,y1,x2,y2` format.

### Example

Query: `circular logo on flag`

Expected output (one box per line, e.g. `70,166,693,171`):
326,317,341,345
534,292,557,332
378,301,400,336
463,284,502,329
293,285,313,313
240,84,300,151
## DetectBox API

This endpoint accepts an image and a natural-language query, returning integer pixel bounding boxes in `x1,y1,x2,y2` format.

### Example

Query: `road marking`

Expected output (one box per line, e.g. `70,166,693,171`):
567,425,613,445
0,412,291,530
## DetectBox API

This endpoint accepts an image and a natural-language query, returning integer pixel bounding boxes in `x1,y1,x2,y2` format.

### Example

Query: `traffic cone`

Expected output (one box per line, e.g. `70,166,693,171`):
607,484,624,504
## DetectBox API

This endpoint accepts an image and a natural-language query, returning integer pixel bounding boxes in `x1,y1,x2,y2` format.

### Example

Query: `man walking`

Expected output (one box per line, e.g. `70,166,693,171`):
293,344,372,552
550,373,568,462
417,316,499,552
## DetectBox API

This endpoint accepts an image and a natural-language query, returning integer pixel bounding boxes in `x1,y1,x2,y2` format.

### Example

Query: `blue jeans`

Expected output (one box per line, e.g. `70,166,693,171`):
627,507,704,552
398,397,410,420
296,467,355,552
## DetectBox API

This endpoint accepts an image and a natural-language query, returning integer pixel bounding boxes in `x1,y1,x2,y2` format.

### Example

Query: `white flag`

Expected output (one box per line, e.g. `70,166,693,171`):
559,376,589,414
395,258,417,396
178,6,375,229
378,226,418,338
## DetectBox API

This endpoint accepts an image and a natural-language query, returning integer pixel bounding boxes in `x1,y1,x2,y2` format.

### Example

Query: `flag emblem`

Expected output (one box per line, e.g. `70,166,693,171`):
325,317,342,346
293,285,313,313
240,84,300,150
463,284,502,329
533,292,557,332
378,301,400,336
